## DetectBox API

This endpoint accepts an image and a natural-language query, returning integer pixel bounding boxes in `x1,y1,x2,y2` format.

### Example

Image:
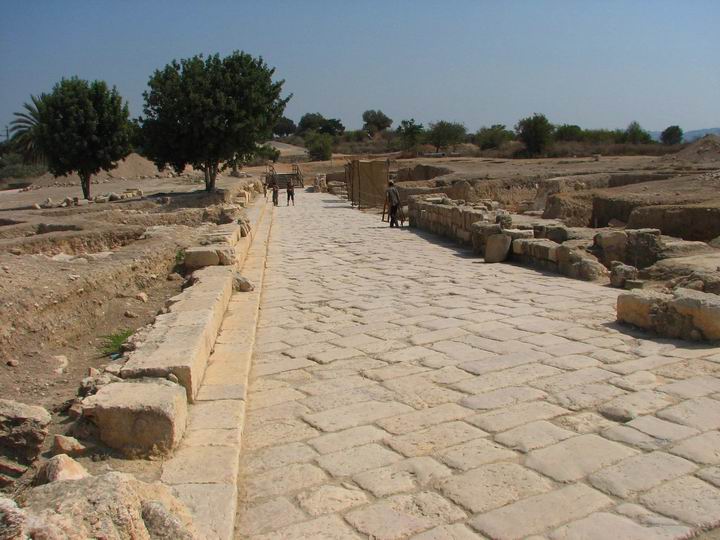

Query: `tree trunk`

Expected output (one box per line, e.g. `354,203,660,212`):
204,161,217,192
231,158,239,177
80,173,91,200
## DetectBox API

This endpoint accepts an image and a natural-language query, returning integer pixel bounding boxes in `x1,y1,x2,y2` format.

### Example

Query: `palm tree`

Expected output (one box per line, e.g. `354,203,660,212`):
10,94,45,163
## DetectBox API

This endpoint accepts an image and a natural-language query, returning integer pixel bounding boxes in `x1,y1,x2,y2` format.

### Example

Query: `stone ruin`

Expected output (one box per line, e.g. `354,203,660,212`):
408,194,720,342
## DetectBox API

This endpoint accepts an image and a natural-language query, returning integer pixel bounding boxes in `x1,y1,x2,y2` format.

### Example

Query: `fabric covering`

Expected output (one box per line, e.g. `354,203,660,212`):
345,160,389,208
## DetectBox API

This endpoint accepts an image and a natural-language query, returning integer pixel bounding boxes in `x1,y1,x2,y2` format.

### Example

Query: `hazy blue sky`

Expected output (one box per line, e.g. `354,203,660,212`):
1,0,718,136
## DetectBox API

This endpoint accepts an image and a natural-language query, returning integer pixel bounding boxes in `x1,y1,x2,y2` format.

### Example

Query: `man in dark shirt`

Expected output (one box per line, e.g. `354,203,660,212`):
287,182,295,206
385,180,401,228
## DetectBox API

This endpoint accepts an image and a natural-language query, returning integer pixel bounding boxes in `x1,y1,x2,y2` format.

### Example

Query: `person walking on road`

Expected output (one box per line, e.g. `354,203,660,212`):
385,180,401,228
271,183,279,206
287,182,295,206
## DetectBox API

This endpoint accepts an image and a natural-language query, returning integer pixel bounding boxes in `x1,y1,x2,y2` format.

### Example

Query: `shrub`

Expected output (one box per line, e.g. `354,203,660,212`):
661,125,683,145
474,124,514,149
100,329,133,356
305,131,333,161
427,121,466,152
362,110,393,134
515,113,554,156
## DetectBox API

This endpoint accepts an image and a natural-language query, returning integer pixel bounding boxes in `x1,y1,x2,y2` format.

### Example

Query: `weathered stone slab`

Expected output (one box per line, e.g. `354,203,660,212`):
657,397,720,430
170,483,236,540
437,462,553,513
303,400,413,432
297,485,368,516
598,390,675,421
377,403,472,435
438,438,517,470
470,484,613,540
640,475,720,527
317,443,402,477
461,386,547,410
589,451,697,498
388,421,487,457
494,420,574,453
253,514,359,540
308,425,388,454
670,431,720,465
549,512,692,540
82,381,187,457
468,401,569,432
236,497,306,536
525,434,638,482
345,492,466,540
353,457,452,497
162,445,240,485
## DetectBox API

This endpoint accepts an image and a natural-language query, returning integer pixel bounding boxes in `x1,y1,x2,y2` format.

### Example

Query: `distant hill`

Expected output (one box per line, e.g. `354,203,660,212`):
650,127,720,142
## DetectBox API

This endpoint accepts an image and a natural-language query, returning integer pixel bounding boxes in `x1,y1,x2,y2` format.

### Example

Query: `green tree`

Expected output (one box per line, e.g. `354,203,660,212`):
362,109,393,135
660,125,683,145
427,121,466,152
475,124,514,149
554,124,584,142
34,78,131,199
141,51,289,191
298,113,345,136
304,131,333,161
9,94,47,163
515,113,554,156
273,116,297,137
623,121,652,144
396,119,425,151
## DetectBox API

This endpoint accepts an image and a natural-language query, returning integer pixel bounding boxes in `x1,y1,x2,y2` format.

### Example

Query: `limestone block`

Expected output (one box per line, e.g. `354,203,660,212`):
34,454,89,485
484,234,512,263
503,228,534,241
669,288,720,340
82,381,187,457
594,230,628,265
184,247,220,269
616,290,671,329
529,239,560,262
0,399,51,464
610,262,638,288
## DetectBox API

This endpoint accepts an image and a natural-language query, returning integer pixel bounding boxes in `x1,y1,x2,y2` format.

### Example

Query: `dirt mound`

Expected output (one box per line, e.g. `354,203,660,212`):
663,135,720,164
25,154,165,187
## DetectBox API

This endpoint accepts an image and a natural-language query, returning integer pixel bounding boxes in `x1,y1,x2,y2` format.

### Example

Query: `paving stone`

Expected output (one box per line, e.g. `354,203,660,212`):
541,354,602,370
627,415,700,442
525,434,638,482
670,431,720,464
308,425,389,454
461,386,548,410
410,327,468,346
532,367,615,393
309,347,363,364
248,387,306,409
657,397,720,430
345,491,466,540
697,466,720,488
303,400,413,432
454,364,562,394
242,462,327,502
598,390,676,421
253,514,359,540
659,375,720,398
353,456,452,497
589,451,697,498
640,475,720,527
437,462,552,514
601,425,662,451
364,363,430,381
470,484,613,540
173,484,237,540
610,371,661,391
243,418,318,452
236,497,306,536
377,403,472,435
438,437,517,470
378,345,441,363
554,412,616,434
297,484,368,516
606,355,680,375
298,375,372,396
549,512,693,540
458,350,549,375
494,420,575,453
254,357,315,376
317,443,402,477
468,401,569,432
301,384,396,412
243,442,318,475
551,383,626,411
388,421,488,457
162,445,240,485
411,523,482,540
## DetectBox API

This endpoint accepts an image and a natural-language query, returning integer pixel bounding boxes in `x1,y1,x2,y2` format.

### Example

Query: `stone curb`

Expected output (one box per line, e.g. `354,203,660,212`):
161,199,274,539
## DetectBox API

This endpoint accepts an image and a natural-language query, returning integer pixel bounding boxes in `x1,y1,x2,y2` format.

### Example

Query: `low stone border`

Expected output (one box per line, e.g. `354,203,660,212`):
160,201,274,538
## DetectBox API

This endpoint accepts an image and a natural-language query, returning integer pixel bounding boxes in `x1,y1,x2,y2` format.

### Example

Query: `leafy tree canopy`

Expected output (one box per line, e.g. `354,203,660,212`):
362,109,393,135
10,94,47,164
427,121,466,152
35,77,131,199
475,124,514,149
623,121,652,144
660,125,683,145
304,131,333,161
298,113,345,136
141,51,289,191
515,113,554,156
396,119,425,151
554,124,584,142
273,116,297,137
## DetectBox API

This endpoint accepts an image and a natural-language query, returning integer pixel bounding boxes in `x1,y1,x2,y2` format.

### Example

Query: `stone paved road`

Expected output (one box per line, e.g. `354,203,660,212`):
235,193,720,539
